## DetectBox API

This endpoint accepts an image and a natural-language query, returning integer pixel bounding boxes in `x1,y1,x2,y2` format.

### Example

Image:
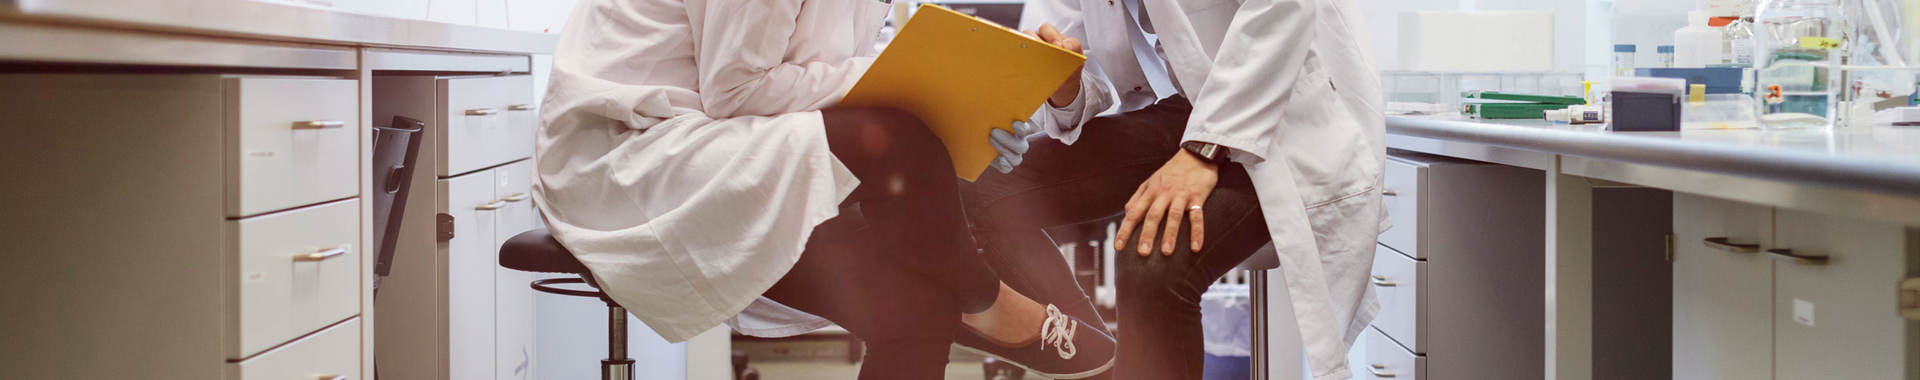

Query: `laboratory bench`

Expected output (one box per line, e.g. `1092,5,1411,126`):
1361,115,1920,380
0,1,560,379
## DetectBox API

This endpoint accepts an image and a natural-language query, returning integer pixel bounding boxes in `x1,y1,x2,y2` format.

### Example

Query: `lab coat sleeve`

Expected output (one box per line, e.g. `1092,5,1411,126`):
1026,0,1115,144
1179,0,1318,163
1033,61,1116,144
690,0,873,118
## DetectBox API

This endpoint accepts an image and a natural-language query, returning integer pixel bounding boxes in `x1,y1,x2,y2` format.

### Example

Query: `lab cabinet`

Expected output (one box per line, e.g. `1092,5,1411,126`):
374,73,539,380
1671,194,1774,380
1363,150,1543,380
0,74,363,379
1357,327,1424,380
1671,194,1920,379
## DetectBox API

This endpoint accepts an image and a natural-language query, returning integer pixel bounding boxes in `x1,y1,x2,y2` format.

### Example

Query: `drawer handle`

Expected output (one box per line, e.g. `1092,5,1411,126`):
1766,248,1828,265
292,120,346,130
475,200,507,211
313,375,345,380
501,192,529,202
1382,190,1399,197
465,108,500,116
508,104,534,111
1702,237,1760,253
1368,364,1397,378
294,247,348,262
1370,275,1398,287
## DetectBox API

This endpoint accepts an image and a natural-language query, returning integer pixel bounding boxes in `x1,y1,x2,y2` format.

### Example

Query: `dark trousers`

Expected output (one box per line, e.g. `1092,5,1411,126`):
963,96,1273,380
762,108,1003,380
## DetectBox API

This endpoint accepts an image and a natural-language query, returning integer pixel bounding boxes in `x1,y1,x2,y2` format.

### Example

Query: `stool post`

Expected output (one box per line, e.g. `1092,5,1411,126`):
1251,270,1269,380
604,303,634,380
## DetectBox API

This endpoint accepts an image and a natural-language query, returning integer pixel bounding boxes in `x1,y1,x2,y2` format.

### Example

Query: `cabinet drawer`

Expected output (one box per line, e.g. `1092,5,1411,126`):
440,75,535,176
1358,327,1423,380
1771,209,1909,379
231,318,360,380
226,77,360,217
1379,157,1423,258
1370,244,1425,353
230,199,361,358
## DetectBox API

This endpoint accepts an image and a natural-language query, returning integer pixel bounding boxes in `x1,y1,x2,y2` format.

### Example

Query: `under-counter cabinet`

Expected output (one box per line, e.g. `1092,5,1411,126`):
375,74,540,380
1673,193,1919,379
0,74,364,379
1355,151,1544,380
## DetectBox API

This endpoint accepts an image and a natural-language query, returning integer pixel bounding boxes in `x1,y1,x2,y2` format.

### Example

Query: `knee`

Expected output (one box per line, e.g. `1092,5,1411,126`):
1115,256,1197,302
838,108,953,172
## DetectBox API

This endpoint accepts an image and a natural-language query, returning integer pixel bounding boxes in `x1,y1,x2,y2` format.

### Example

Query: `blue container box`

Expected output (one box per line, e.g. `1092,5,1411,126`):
1634,67,1744,94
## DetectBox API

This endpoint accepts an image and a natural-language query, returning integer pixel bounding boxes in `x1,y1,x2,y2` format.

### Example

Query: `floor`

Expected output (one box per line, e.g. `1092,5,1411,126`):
750,359,995,380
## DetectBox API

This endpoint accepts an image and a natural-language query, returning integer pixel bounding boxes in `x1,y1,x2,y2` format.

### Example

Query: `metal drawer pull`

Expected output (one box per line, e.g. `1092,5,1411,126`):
508,104,534,111
1370,275,1398,287
292,120,346,130
314,375,345,380
475,200,507,211
1382,190,1399,197
1702,237,1760,253
294,247,348,262
1899,278,1920,321
465,108,500,116
1766,248,1828,265
501,192,529,202
1368,364,1397,378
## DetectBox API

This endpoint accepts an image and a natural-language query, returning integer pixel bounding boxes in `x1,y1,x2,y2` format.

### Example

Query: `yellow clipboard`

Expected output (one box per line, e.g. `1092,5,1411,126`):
839,4,1087,181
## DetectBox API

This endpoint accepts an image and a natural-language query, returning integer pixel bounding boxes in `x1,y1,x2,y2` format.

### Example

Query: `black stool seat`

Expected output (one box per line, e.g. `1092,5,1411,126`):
501,229,591,275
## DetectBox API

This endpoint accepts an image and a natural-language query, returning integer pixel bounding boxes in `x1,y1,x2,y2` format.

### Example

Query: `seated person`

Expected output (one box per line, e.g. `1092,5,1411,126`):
531,0,1114,378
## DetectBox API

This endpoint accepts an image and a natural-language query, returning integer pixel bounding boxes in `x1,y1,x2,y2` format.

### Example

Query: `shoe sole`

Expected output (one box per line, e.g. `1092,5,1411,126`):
953,344,1115,379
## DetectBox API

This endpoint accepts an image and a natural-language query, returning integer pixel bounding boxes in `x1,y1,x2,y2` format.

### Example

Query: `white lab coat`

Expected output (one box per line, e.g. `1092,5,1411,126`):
1029,0,1388,379
531,0,891,342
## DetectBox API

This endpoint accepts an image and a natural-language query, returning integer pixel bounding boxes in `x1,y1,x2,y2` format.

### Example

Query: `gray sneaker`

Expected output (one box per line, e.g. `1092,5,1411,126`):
954,305,1115,379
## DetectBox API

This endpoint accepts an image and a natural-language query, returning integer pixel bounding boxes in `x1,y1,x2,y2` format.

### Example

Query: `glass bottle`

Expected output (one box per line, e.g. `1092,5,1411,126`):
1754,0,1844,129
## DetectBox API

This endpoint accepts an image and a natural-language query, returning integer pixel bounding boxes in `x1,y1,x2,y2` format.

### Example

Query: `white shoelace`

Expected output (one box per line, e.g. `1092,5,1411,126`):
1038,304,1078,360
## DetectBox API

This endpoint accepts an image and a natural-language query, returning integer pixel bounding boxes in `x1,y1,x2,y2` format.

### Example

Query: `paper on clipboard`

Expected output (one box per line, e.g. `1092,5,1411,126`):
839,4,1087,181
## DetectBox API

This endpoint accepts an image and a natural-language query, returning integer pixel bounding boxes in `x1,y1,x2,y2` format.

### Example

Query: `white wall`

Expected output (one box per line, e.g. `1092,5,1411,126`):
1355,0,1609,77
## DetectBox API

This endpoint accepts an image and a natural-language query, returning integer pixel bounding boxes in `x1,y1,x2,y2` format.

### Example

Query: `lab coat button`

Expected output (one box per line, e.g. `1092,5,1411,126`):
1109,0,1115,5
1133,86,1143,92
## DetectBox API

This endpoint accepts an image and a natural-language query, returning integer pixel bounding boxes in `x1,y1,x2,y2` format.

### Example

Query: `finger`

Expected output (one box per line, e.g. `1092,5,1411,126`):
1062,38,1083,53
1138,194,1171,255
992,157,1012,174
1039,24,1066,43
1189,196,1207,252
1114,184,1147,252
1013,120,1034,136
1161,195,1188,255
1004,146,1024,166
990,128,1020,150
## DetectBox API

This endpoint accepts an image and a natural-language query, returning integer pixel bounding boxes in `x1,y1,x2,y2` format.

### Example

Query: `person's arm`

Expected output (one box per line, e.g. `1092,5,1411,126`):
1177,0,1318,164
686,0,873,118
1114,0,1317,255
1027,0,1116,144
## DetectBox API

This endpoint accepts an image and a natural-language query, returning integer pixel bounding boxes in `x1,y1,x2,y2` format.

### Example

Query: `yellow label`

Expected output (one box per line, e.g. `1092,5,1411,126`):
1799,37,1842,50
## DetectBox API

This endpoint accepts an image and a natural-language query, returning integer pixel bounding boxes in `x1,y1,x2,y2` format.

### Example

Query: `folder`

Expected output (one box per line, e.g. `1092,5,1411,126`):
839,4,1087,181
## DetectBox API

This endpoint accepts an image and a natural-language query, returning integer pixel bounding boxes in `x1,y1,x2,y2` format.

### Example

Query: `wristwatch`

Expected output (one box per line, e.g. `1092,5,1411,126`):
1181,141,1232,165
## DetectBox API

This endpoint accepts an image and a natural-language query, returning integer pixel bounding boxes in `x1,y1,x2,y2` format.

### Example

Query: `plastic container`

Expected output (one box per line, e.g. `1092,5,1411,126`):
1614,44,1638,76
1658,45,1677,67
1754,0,1843,129
1675,10,1725,67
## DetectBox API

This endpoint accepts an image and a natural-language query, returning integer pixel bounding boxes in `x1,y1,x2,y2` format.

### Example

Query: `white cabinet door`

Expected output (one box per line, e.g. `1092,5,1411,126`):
1771,209,1909,379
1671,194,1774,380
494,160,538,380
444,170,498,380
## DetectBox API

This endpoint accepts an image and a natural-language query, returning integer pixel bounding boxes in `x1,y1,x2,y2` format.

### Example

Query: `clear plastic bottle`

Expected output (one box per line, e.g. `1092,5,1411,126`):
1724,17,1756,65
1614,44,1638,77
1754,0,1843,129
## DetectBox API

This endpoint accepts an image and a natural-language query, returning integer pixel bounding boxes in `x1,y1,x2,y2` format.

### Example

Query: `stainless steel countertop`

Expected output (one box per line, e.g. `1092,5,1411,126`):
2,0,558,54
1387,116,1920,197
